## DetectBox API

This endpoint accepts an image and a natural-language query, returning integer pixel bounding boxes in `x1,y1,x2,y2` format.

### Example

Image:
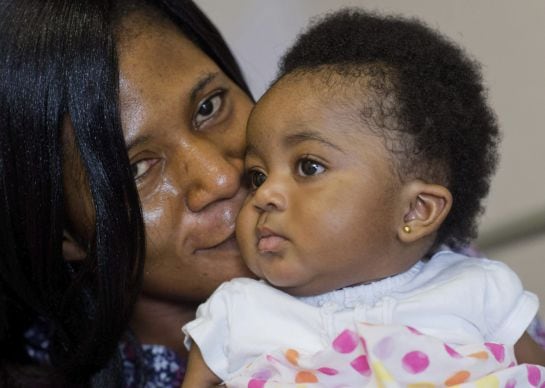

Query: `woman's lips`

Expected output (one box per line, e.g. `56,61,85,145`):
194,233,238,254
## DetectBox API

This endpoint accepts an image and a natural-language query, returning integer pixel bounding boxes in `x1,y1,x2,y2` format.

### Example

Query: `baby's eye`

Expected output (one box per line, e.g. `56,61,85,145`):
131,159,158,181
247,170,267,190
297,158,325,176
194,91,224,128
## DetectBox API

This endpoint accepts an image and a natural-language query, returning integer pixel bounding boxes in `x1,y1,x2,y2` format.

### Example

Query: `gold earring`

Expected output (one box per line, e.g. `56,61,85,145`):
403,225,411,233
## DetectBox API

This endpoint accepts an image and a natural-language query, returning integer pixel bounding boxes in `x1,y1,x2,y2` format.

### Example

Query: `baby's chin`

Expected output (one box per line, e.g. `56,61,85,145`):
261,277,325,298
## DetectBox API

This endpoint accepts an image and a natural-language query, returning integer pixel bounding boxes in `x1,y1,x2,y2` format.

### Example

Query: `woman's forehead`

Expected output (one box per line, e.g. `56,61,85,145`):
116,9,217,93
115,7,172,48
116,11,222,137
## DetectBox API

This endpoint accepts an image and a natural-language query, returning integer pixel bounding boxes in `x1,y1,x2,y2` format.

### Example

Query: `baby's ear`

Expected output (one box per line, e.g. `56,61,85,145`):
397,180,452,244
62,230,87,261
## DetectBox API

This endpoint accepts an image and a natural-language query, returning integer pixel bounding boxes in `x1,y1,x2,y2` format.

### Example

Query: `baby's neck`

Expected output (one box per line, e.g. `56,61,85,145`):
298,260,426,308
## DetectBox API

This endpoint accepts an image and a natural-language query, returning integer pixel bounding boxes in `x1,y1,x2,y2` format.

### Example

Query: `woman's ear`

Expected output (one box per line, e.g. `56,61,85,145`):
62,230,87,261
397,180,452,244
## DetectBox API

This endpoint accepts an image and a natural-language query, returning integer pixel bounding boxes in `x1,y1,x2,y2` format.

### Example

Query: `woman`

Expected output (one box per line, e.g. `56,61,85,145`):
1,0,253,386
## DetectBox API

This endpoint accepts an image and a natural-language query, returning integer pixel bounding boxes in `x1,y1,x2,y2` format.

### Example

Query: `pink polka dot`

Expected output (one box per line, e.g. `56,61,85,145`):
485,342,505,363
318,367,339,376
252,369,272,380
444,344,462,359
406,326,422,335
539,382,545,388
248,379,266,388
402,351,430,374
527,364,542,386
332,329,359,353
373,336,394,359
266,354,280,363
350,355,371,376
505,378,517,388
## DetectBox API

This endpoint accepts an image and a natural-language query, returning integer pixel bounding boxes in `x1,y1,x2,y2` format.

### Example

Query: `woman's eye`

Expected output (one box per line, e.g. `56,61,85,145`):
297,158,325,176
248,170,267,189
194,92,224,128
131,159,157,181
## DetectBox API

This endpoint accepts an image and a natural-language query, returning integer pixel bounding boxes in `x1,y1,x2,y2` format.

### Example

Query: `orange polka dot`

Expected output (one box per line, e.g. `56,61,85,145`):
295,371,319,383
285,348,299,366
445,370,471,385
407,383,435,388
468,351,489,360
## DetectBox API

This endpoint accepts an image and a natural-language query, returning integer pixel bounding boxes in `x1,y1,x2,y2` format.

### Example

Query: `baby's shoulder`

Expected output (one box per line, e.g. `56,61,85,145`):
213,277,289,301
212,277,265,296
423,250,523,292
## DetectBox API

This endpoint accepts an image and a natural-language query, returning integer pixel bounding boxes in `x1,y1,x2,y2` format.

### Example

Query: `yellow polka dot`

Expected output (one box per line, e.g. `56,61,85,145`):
475,374,499,388
372,360,394,382
408,383,436,388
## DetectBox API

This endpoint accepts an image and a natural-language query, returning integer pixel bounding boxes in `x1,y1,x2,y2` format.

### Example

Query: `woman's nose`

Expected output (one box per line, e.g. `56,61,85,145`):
184,138,244,212
252,175,287,212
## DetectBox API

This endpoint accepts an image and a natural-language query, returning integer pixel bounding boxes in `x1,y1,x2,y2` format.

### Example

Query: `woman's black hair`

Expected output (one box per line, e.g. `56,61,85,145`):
0,0,251,386
277,9,500,249
159,0,253,99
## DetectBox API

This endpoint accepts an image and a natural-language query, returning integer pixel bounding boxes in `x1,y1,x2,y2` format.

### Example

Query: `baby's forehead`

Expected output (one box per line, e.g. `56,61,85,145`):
249,80,388,151
251,69,392,135
276,63,395,93
271,69,370,97
264,69,394,121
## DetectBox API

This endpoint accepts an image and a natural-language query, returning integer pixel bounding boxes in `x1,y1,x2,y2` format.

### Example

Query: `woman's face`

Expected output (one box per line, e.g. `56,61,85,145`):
115,12,253,303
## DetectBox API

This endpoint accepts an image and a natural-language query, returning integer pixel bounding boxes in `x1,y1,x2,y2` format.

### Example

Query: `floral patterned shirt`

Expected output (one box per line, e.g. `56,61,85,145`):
25,323,186,387
120,337,186,387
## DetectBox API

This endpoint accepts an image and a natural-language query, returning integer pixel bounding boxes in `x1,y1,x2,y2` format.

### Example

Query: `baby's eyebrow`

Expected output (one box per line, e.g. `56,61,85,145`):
284,130,344,153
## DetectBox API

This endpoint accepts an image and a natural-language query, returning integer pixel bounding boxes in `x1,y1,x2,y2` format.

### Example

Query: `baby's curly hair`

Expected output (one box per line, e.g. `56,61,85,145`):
277,8,500,250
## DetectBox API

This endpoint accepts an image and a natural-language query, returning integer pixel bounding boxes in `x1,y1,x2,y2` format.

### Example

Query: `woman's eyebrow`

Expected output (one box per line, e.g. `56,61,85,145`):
125,72,221,152
190,71,220,102
126,134,151,152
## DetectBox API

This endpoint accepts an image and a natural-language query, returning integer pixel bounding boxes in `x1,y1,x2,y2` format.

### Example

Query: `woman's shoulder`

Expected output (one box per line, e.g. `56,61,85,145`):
120,336,186,388
24,321,187,387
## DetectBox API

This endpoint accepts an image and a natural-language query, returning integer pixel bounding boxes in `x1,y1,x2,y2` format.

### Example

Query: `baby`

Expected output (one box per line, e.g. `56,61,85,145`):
182,8,545,387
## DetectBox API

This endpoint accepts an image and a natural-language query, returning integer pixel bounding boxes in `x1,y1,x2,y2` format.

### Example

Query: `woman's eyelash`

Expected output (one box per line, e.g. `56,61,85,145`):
131,159,158,181
193,90,226,128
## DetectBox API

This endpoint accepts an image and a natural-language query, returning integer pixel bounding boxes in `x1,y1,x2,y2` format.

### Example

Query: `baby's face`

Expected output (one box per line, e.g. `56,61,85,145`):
236,74,407,296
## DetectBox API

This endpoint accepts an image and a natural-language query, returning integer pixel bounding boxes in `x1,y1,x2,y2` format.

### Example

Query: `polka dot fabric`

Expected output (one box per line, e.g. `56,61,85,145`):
226,323,545,387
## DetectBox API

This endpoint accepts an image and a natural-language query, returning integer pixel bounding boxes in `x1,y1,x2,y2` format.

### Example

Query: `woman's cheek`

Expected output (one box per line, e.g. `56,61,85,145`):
235,205,255,256
143,205,164,226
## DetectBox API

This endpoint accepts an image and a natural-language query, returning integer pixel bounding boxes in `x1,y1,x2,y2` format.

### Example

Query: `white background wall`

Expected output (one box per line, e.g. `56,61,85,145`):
196,0,545,319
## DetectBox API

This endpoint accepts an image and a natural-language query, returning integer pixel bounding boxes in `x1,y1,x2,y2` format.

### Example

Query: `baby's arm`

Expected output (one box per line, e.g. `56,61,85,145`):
515,332,545,366
181,343,222,388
